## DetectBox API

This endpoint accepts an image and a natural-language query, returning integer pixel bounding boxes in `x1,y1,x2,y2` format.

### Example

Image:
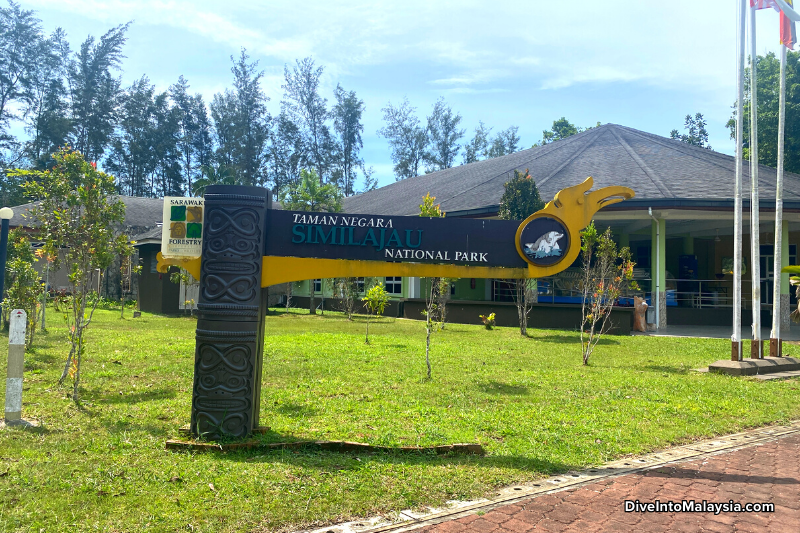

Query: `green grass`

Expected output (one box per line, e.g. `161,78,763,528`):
1,308,799,532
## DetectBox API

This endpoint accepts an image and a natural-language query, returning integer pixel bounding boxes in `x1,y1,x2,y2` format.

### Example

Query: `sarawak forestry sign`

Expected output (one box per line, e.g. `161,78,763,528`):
157,178,633,439
161,196,204,258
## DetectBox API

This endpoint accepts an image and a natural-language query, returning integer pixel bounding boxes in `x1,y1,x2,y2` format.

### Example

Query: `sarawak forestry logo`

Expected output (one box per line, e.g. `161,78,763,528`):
169,204,203,239
518,216,570,267
161,197,205,258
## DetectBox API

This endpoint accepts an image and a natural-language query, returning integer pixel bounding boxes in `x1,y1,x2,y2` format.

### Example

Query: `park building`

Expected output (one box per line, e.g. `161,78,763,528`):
6,123,800,333
290,123,800,334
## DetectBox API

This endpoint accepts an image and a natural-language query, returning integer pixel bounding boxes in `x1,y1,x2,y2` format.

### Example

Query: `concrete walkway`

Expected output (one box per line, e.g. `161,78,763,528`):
311,423,800,533
632,325,800,341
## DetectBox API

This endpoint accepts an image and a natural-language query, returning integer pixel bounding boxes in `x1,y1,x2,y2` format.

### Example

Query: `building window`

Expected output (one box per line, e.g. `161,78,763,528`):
151,254,158,273
385,277,402,294
313,279,321,292
356,277,365,293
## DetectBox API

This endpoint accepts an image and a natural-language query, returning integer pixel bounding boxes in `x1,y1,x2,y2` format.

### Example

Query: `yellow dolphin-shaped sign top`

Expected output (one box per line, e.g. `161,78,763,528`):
514,176,634,277
158,177,634,285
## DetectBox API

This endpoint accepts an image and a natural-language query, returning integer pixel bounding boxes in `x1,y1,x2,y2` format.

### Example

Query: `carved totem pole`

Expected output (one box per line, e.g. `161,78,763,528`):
191,185,270,438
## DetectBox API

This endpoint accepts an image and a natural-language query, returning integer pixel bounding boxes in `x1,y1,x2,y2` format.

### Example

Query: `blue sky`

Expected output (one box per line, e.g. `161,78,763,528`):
19,1,792,188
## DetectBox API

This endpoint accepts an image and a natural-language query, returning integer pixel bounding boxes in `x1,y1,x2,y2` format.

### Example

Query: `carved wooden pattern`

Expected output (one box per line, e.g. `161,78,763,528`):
191,186,270,439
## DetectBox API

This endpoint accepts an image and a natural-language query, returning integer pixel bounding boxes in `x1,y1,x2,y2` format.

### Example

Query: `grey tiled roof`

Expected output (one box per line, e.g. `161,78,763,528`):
8,196,164,230
130,225,163,244
343,123,800,216
9,190,281,228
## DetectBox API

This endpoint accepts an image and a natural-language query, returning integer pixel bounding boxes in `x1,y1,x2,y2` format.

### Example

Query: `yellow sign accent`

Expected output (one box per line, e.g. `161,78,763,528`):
157,177,634,287
156,252,201,281
261,256,532,287
515,177,633,272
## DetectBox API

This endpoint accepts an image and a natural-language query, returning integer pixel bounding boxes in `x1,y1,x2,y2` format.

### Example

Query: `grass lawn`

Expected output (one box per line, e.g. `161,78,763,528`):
0,308,799,532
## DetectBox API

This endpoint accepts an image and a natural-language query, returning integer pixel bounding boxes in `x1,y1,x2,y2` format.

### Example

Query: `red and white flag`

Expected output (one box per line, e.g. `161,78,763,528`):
751,0,781,10
781,0,797,48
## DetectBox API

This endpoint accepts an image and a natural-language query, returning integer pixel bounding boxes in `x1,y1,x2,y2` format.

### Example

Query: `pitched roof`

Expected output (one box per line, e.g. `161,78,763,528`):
8,196,164,230
130,225,163,245
343,123,800,216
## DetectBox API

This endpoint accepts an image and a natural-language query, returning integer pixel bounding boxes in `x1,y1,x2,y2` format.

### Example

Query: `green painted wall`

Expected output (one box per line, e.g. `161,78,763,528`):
292,277,409,299
782,219,790,295
451,278,485,301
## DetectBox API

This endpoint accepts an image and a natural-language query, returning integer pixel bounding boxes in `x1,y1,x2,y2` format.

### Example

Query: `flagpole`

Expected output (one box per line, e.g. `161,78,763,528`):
749,3,763,359
733,0,746,361
771,43,787,357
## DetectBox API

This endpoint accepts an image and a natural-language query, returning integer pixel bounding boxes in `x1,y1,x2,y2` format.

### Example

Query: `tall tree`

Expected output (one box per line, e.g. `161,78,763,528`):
210,89,238,168
282,57,331,182
232,49,269,186
23,29,70,168
106,76,158,197
170,76,200,194
210,49,270,187
191,94,214,180
332,84,364,196
541,117,580,145
498,169,544,336
498,168,544,221
0,1,45,147
487,126,520,158
671,113,711,149
424,97,464,172
150,91,182,196
726,50,800,170
463,121,491,164
377,97,427,180
280,168,342,314
280,168,343,212
268,111,304,198
64,23,129,162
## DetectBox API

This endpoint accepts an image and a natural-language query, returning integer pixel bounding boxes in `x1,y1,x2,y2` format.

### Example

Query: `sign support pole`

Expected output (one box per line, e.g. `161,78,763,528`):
190,186,270,438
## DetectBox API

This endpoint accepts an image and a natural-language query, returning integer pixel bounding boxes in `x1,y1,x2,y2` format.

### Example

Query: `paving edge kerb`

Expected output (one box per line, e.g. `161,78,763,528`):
295,420,800,533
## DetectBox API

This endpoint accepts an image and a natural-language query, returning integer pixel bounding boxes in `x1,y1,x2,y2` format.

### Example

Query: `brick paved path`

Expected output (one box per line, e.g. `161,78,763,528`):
417,434,800,533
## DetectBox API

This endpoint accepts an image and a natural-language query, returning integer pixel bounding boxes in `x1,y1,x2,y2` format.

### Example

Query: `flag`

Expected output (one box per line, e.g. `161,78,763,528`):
782,0,797,48
751,0,781,10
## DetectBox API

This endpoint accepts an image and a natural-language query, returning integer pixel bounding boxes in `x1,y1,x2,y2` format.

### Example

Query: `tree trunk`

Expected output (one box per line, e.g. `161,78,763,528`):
309,284,316,315
73,331,82,402
516,279,527,336
425,323,432,379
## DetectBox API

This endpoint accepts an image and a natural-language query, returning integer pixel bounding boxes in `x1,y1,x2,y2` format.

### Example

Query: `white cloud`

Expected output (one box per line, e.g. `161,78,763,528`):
19,0,781,170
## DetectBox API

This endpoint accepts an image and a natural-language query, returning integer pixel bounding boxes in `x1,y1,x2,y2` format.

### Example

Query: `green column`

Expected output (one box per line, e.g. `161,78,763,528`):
781,220,790,295
651,218,666,327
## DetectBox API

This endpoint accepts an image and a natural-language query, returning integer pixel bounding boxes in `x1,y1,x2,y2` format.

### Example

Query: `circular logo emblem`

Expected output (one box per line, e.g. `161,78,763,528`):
518,216,570,267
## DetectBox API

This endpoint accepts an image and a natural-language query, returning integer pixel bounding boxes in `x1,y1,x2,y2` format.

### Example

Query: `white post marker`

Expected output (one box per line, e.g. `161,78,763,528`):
4,309,26,424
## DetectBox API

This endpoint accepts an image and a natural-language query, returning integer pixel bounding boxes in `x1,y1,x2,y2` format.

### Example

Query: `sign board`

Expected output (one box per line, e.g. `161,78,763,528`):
161,197,204,258
159,178,635,286
156,180,634,440
267,210,529,268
